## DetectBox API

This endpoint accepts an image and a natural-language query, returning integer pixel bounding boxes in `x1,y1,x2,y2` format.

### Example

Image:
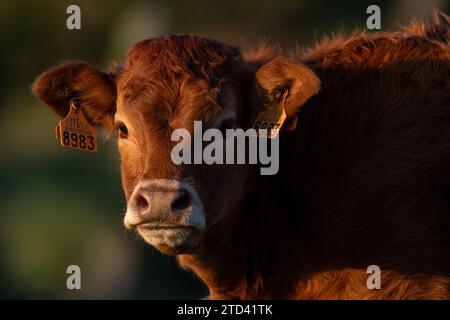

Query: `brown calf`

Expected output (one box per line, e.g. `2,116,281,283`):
33,12,450,299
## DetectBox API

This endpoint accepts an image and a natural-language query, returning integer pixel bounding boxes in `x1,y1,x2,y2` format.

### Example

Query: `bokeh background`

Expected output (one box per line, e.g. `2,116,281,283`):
0,0,448,299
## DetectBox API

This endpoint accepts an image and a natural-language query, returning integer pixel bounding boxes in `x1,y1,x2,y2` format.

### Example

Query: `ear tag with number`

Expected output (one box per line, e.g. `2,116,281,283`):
251,91,288,139
55,99,97,152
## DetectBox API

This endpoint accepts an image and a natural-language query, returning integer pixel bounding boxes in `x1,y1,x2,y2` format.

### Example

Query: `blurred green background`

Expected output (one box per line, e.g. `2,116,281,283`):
0,0,448,299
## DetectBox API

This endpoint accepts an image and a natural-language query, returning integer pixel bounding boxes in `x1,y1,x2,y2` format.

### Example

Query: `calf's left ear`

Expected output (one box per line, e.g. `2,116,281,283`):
253,57,320,130
32,61,116,130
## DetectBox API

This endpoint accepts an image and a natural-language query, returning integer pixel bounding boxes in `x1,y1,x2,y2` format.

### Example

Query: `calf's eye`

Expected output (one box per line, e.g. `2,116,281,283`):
118,123,128,138
218,118,237,134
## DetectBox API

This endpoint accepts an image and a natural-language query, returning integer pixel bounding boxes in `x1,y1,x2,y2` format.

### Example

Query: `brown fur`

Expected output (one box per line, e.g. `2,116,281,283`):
32,12,450,299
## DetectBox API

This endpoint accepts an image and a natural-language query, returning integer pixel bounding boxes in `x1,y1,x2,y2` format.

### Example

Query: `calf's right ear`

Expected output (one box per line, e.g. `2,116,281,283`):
249,57,320,131
32,61,116,129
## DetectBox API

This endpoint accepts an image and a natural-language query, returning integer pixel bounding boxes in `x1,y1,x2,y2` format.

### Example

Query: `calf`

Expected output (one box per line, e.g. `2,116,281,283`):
33,12,450,299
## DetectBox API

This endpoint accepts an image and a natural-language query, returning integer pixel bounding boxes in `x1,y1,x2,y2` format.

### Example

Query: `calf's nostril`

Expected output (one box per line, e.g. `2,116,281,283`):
171,189,192,212
135,194,149,212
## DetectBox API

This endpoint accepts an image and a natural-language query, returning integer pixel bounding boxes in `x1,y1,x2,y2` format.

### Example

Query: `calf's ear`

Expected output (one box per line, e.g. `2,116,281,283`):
252,57,320,130
32,61,116,129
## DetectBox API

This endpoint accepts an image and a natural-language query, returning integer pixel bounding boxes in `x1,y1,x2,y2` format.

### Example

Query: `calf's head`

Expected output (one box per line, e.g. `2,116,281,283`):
33,35,320,255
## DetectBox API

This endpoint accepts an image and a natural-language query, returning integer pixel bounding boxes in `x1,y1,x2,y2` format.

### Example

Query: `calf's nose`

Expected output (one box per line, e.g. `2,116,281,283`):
170,188,192,211
124,181,193,229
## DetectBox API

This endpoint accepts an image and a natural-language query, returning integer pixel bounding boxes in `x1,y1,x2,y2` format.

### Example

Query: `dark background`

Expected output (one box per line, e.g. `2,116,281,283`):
0,0,448,299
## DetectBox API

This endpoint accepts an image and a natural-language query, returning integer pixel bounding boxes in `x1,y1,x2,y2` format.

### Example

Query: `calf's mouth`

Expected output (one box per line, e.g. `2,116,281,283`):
124,178,205,255
137,223,202,255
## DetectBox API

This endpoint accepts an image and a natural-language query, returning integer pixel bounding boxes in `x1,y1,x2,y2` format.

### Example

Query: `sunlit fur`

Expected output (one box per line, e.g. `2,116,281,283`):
33,12,450,299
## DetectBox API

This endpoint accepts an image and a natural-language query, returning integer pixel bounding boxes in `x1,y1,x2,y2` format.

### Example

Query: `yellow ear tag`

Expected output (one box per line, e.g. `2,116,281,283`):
55,98,97,152
251,91,288,139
